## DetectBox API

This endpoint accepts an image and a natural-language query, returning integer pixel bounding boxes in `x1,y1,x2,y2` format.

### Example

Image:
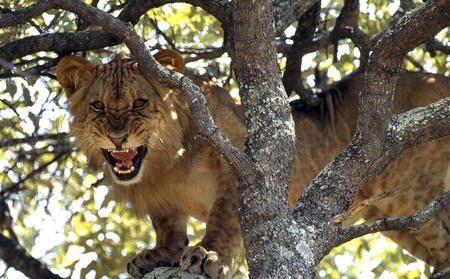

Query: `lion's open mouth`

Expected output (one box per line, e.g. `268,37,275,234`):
102,146,147,181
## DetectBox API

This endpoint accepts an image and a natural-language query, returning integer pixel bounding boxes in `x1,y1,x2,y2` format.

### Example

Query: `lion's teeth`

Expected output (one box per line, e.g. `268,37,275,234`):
109,147,138,153
113,166,134,175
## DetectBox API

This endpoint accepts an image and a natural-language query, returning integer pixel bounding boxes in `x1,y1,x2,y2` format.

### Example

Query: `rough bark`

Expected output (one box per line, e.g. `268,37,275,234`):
228,0,310,278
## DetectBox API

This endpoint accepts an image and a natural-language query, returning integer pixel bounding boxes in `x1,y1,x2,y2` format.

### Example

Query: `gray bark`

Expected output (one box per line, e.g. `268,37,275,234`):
143,267,207,279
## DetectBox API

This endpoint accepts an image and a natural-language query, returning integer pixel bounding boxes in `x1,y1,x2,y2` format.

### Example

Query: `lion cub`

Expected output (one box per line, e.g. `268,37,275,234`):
58,50,246,279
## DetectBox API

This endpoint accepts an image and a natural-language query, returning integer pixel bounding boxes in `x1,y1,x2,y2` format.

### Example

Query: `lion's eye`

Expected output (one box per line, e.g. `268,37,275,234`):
133,99,148,109
91,101,105,111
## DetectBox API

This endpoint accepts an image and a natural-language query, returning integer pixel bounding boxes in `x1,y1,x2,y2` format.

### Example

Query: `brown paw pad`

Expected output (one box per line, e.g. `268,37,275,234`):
181,246,224,279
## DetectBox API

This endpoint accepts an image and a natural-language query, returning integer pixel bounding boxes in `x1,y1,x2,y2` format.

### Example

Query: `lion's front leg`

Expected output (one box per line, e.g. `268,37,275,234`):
127,210,189,279
181,192,242,279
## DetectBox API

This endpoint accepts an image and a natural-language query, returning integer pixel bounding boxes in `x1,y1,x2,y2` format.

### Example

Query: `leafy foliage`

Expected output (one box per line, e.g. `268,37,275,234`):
0,0,449,278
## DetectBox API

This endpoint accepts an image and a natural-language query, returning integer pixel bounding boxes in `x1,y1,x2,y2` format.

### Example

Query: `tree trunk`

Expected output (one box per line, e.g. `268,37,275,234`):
228,0,310,278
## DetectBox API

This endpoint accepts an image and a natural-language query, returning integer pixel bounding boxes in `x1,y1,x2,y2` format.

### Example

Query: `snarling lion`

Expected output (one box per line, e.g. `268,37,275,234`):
57,49,450,278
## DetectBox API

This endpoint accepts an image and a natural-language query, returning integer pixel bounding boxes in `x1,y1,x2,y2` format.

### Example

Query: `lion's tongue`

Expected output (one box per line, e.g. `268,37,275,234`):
110,149,138,169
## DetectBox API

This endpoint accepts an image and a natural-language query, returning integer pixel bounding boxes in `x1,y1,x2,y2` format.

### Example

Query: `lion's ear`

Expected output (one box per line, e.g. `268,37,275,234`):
153,49,185,74
57,56,95,97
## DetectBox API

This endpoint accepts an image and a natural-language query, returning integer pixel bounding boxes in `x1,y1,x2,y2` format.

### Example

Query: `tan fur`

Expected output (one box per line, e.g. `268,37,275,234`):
57,50,450,278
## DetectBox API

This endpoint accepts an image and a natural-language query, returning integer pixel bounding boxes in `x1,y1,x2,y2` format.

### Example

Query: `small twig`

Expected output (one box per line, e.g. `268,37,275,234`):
148,15,177,50
0,57,57,78
1,150,71,197
405,55,425,70
337,190,450,246
0,199,19,244
331,187,401,224
0,133,69,148
0,99,19,117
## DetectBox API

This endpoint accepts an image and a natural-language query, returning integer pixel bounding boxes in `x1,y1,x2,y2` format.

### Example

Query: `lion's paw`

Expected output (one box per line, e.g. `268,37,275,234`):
180,246,225,279
127,247,181,279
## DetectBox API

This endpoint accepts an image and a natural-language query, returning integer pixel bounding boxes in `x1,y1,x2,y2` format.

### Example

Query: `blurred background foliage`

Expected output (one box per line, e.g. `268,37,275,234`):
0,0,448,278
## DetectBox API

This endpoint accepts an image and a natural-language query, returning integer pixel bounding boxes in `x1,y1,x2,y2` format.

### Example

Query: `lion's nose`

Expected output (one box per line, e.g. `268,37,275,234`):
107,134,128,149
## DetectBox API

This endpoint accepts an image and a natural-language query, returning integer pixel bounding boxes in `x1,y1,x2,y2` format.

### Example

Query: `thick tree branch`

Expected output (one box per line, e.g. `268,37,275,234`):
282,2,321,102
0,233,64,279
0,0,54,28
394,96,450,149
337,190,450,246
329,0,372,67
0,0,230,62
0,0,160,60
293,0,450,264
430,267,450,279
0,31,118,61
360,0,450,127
182,0,230,29
272,0,320,36
330,0,359,61
179,76,251,175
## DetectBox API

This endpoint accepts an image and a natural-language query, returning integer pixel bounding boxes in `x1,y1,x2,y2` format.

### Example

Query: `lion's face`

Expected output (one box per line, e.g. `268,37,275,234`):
57,50,189,185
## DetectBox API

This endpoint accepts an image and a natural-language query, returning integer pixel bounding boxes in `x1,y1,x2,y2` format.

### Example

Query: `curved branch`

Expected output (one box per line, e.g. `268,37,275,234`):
0,0,230,61
0,233,64,279
282,2,320,102
179,76,250,176
0,133,69,148
337,190,450,246
0,0,156,60
272,0,320,36
182,0,230,29
0,0,54,28
431,267,450,279
0,30,122,61
394,96,450,149
355,0,450,162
